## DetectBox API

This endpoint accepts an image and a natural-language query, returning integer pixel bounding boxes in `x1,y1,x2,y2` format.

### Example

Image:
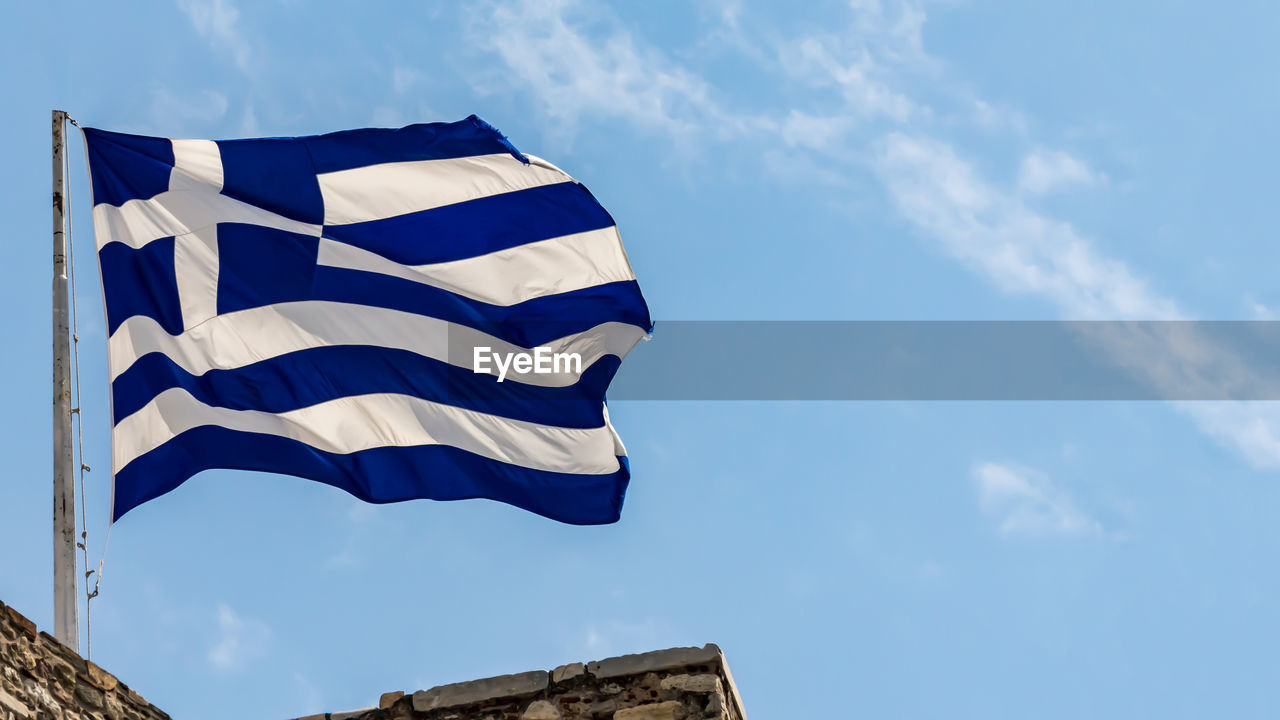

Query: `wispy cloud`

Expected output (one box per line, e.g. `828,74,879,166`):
208,602,269,672
1248,300,1277,321
1018,149,1106,195
778,34,918,124
873,131,1280,466
874,133,1177,320
176,0,253,72
970,99,1028,135
471,0,1280,470
779,110,853,151
974,461,1101,538
473,0,723,138
1179,403,1280,470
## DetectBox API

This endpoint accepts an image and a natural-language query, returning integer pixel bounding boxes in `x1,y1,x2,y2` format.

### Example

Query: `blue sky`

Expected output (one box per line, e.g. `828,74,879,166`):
4,1,1280,717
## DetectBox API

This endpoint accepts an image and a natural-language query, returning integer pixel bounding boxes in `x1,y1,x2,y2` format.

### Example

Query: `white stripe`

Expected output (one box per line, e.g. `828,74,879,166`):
173,227,220,330
91,188,322,250
113,387,622,475
107,301,646,386
602,402,627,458
169,139,223,192
525,153,571,177
317,226,634,306
318,153,571,226
167,140,225,330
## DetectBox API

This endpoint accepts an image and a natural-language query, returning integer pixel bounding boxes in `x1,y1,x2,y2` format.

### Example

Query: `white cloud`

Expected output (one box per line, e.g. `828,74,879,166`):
874,132,1280,466
1018,149,1105,195
776,3,1280,471
1248,300,1276,320
970,99,1027,135
177,0,253,73
846,0,928,65
474,0,723,137
974,462,1101,538
208,603,269,672
773,0,932,127
472,0,1280,470
780,110,853,151
874,133,1177,320
781,35,916,123
1179,403,1280,469
471,0,924,146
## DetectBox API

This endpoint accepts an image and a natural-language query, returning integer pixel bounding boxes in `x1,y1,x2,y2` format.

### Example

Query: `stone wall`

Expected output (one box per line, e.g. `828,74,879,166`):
0,600,170,720
294,644,748,720
1,596,748,720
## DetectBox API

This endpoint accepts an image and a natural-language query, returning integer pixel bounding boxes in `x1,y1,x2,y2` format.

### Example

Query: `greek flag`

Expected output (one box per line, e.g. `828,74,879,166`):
83,116,651,524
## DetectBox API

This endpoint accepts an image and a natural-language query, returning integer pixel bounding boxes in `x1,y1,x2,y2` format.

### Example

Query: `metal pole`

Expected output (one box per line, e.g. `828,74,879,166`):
52,109,79,652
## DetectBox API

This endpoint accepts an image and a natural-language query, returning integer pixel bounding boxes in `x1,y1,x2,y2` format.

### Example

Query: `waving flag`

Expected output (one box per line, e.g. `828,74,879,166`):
83,116,651,524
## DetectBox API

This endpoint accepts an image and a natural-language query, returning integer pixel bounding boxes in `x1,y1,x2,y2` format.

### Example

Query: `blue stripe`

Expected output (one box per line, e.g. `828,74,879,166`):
303,115,526,174
83,128,174,207
111,345,621,427
113,426,629,525
216,223,319,315
99,253,649,347
321,181,615,264
84,115,524,211
98,239,650,341
100,237,183,335
217,137,324,224
313,267,652,347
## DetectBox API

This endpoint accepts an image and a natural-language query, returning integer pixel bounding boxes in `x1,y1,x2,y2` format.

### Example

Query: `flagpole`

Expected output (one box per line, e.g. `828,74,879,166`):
52,109,79,652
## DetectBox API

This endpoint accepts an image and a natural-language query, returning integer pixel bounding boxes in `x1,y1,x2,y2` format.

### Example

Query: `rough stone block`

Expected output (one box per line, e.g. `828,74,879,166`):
12,638,36,672
24,677,60,714
105,692,125,720
76,682,105,710
659,674,722,694
39,632,87,673
590,698,619,715
378,691,404,709
2,607,36,639
613,700,684,720
412,670,549,712
0,687,30,717
331,708,375,719
586,645,721,679
521,699,561,719
49,657,77,686
551,662,585,684
86,661,119,692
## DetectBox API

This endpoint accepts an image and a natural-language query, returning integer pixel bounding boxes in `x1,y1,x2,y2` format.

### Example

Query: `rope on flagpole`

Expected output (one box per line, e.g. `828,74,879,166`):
64,114,110,660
